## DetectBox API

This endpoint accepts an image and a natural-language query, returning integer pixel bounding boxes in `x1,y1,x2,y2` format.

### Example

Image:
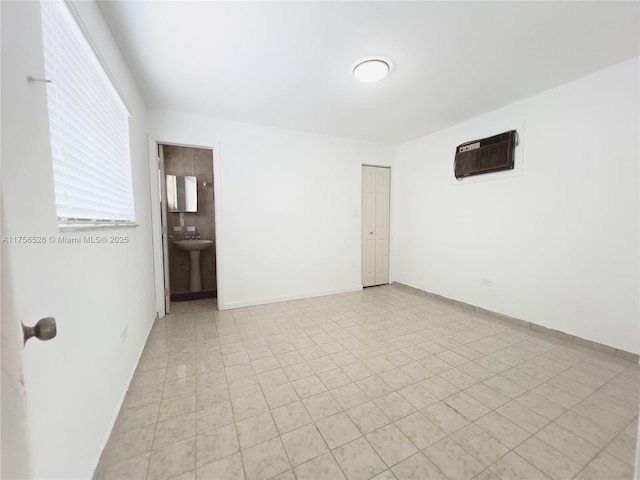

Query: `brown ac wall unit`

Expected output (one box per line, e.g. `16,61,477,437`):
454,130,517,180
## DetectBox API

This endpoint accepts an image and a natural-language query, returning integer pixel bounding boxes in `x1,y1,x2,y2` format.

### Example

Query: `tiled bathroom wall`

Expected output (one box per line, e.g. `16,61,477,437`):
163,145,216,296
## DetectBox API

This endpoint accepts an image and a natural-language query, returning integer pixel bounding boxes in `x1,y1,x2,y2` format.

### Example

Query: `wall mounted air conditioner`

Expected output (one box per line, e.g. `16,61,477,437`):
454,130,518,180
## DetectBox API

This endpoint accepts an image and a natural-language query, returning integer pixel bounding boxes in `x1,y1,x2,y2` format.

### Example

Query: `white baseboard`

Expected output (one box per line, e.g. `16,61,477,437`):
219,285,363,310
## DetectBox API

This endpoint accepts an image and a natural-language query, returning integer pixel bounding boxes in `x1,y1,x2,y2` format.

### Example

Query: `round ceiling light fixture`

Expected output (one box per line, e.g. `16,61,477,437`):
353,58,390,83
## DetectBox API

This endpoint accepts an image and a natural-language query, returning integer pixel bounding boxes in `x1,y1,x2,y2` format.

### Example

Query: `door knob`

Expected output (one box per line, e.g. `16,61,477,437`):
22,317,57,344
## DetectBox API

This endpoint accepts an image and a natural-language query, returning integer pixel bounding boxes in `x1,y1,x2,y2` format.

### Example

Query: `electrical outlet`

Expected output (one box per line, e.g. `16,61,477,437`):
119,326,127,341
479,278,493,286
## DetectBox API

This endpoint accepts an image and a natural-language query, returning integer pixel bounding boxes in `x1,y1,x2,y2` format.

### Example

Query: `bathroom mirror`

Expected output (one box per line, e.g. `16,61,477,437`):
166,175,197,212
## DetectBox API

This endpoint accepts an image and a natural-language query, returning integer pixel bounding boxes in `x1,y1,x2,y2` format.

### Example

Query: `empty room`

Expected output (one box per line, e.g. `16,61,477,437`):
1,1,638,480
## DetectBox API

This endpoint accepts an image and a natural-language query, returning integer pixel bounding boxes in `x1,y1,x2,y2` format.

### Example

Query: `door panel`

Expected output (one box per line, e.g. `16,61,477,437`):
1,260,31,478
361,166,390,287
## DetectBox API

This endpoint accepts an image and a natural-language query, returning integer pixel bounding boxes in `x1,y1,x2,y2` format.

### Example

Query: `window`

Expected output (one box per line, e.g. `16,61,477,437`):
40,0,136,229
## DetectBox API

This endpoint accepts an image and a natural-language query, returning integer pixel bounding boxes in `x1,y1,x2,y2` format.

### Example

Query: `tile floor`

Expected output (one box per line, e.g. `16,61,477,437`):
94,285,639,480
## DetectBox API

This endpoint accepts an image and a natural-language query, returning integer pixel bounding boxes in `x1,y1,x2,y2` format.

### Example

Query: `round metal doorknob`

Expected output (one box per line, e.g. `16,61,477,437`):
22,317,57,344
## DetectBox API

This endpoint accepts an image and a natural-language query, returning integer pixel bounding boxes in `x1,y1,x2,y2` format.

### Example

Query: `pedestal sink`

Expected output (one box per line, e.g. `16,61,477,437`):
173,239,213,292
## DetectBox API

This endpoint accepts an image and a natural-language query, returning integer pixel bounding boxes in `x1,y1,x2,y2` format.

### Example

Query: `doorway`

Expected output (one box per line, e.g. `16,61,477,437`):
361,165,390,287
150,141,218,315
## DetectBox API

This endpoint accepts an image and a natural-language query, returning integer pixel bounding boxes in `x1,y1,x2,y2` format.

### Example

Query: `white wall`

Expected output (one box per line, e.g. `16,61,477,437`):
149,111,395,309
393,58,639,354
1,1,156,478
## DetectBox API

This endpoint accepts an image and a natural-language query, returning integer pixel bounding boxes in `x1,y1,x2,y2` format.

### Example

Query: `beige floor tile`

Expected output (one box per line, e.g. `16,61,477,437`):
515,437,582,480
114,402,159,433
236,411,278,449
294,452,346,480
394,412,445,450
379,368,415,390
604,430,638,464
303,392,342,421
330,351,360,367
231,391,268,421
96,288,640,480
366,424,418,468
330,383,369,409
347,401,391,434
263,382,299,409
474,411,530,449
281,423,329,466
391,452,446,480
131,367,167,389
196,401,234,433
356,376,395,399
555,410,618,448
272,470,296,480
147,437,196,480
252,357,282,373
439,367,478,389
451,424,509,467
124,382,164,409
282,363,315,382
98,453,149,480
580,451,634,480
571,400,629,432
482,375,527,399
197,451,244,480
153,412,196,449
424,437,484,480
370,469,398,480
102,424,155,466
396,383,438,410
464,383,510,410
532,382,582,409
228,375,261,399
373,392,416,421
534,422,600,465
242,437,291,480
512,391,566,420
162,376,196,399
419,375,460,400
195,423,239,468
318,368,352,390
225,364,255,382
271,401,313,434
196,383,230,409
316,412,362,449
398,361,434,382
332,437,387,480
496,400,549,434
444,391,491,421
342,361,375,381
421,401,469,434
292,375,328,398
257,368,289,389
308,356,339,374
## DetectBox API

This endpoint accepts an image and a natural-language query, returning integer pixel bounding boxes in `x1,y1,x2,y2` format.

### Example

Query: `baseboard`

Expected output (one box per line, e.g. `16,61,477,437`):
392,282,639,363
220,286,363,310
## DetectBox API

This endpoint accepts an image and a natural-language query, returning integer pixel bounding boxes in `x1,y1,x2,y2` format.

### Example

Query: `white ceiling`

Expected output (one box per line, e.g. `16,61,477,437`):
98,1,639,145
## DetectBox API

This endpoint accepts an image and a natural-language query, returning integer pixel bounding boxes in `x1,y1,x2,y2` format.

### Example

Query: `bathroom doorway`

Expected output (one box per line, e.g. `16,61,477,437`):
150,140,218,315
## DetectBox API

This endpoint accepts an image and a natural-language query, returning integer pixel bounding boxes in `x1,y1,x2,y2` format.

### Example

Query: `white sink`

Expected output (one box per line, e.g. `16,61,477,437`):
173,239,213,292
174,239,213,251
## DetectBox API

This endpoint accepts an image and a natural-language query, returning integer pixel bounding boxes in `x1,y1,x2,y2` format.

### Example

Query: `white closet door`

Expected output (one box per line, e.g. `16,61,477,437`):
362,166,390,287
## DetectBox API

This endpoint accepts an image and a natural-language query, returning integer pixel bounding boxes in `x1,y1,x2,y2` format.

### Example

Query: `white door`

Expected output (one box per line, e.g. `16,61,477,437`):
1,262,32,479
158,145,171,314
362,166,390,287
148,138,170,316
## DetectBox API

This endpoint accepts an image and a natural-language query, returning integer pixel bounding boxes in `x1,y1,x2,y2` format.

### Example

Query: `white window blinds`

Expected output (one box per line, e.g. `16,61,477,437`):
40,0,136,228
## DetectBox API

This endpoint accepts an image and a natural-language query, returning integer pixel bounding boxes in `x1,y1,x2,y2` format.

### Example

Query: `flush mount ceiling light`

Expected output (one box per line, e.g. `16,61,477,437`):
353,59,390,83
